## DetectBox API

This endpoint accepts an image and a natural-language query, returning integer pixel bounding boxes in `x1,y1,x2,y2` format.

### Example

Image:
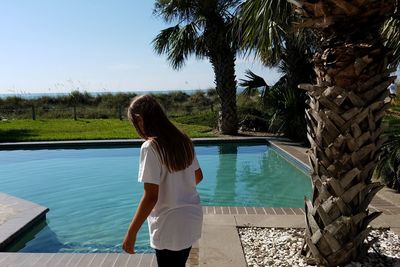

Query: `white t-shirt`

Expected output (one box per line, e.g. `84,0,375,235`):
138,140,203,251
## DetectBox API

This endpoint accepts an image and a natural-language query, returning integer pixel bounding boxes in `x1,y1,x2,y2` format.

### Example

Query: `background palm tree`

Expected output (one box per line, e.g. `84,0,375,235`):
239,33,315,142
239,0,397,265
153,0,241,134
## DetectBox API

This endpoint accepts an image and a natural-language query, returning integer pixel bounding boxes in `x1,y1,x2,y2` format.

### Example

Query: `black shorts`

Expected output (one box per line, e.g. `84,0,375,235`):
155,246,192,267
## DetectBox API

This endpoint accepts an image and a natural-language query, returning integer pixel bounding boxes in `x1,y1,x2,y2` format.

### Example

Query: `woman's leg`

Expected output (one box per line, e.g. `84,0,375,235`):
155,246,192,267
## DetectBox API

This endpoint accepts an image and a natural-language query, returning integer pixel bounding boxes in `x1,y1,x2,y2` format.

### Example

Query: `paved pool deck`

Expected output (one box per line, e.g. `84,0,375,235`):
0,137,399,266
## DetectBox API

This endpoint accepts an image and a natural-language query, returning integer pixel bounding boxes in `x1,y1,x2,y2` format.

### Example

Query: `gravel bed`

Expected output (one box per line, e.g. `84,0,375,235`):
238,227,400,267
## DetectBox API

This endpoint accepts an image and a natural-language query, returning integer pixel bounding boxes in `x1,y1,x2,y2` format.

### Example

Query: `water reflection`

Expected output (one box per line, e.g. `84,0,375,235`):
206,143,311,208
6,219,64,253
237,149,311,207
214,143,238,205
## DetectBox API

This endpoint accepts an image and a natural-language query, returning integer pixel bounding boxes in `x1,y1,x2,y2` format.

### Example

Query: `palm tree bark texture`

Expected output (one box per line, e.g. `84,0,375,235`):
289,0,396,266
204,15,238,135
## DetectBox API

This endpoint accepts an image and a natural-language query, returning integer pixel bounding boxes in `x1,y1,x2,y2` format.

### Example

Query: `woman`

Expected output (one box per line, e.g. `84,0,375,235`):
122,95,203,267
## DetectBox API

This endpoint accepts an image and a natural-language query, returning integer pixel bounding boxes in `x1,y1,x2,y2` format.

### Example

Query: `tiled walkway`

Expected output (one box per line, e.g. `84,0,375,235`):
0,253,155,267
0,249,199,267
200,199,400,216
202,206,305,215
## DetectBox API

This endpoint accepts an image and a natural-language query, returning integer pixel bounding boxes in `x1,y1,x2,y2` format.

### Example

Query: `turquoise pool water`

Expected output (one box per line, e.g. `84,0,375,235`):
0,143,311,253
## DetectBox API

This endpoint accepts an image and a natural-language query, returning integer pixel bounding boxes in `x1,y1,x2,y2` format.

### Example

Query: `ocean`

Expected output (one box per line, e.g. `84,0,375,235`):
0,88,246,99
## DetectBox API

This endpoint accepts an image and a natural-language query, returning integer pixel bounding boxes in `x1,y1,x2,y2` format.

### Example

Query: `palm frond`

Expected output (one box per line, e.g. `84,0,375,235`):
239,70,269,101
237,0,294,65
218,0,242,18
153,25,181,55
154,0,197,23
153,0,241,69
152,23,205,69
278,32,315,88
239,69,268,88
382,15,400,66
193,35,208,59
226,15,243,50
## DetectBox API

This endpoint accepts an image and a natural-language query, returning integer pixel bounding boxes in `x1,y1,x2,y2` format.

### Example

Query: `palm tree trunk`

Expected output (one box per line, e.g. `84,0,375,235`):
205,18,238,135
211,51,238,135
292,1,395,266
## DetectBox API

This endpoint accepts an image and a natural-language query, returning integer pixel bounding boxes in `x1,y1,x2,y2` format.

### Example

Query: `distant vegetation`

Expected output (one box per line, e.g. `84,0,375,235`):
0,89,269,127
0,89,269,142
0,90,218,124
1,90,399,144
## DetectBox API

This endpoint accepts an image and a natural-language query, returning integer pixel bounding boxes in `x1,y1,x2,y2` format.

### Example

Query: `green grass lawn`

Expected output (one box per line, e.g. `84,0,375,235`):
0,119,216,142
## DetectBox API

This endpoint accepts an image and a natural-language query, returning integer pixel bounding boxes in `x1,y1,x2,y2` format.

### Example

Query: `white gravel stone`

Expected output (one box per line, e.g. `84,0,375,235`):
238,227,400,267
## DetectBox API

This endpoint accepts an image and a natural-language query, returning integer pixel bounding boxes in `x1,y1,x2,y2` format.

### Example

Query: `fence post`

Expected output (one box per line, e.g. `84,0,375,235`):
73,106,77,121
118,105,122,120
32,106,36,120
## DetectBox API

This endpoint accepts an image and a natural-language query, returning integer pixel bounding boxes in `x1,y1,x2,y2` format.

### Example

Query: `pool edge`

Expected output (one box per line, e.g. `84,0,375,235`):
267,141,311,173
0,193,49,252
0,137,270,150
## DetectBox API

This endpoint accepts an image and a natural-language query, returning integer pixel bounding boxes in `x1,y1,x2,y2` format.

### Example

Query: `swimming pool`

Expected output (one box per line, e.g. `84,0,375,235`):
0,142,311,253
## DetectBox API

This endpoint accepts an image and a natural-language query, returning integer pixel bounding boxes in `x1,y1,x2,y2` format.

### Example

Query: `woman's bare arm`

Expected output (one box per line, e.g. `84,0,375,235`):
122,183,159,254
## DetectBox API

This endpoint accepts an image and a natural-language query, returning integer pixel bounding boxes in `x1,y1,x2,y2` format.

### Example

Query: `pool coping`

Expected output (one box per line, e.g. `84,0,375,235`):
0,193,49,251
1,137,399,267
0,137,270,150
267,141,310,172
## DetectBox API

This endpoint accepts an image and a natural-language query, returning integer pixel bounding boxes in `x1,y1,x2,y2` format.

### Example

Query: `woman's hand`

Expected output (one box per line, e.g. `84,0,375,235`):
122,233,136,254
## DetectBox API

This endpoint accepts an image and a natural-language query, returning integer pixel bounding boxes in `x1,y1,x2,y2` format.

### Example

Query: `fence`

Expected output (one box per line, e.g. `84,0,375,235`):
0,105,127,120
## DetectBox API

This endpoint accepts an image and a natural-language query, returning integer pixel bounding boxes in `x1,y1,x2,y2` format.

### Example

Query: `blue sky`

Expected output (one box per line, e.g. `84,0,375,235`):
0,0,280,94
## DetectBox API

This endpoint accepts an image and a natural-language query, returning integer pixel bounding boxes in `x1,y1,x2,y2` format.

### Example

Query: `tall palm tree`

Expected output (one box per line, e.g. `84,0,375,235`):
239,0,397,266
239,33,315,142
153,0,241,134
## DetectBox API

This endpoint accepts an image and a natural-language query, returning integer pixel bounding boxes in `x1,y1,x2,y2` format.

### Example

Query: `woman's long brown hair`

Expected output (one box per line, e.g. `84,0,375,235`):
127,95,195,172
